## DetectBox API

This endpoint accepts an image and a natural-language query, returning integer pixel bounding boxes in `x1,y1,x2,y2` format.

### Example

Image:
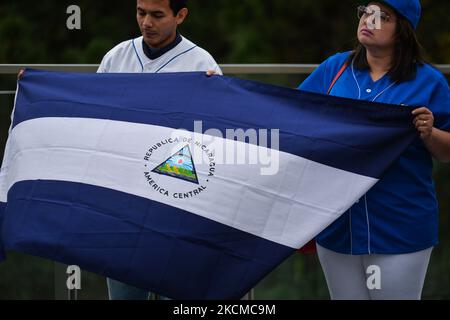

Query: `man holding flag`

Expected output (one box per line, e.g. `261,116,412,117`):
98,0,221,300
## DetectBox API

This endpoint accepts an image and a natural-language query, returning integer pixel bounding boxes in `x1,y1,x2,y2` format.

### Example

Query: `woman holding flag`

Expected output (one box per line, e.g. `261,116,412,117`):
299,0,450,299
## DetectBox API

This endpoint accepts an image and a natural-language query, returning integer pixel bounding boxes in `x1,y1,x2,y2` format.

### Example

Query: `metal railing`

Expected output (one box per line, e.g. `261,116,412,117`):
0,63,318,75
1,63,449,74
0,64,316,95
1,63,448,95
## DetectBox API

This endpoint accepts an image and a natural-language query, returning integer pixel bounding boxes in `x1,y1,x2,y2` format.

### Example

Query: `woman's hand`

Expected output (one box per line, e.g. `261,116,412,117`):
206,70,217,77
412,107,434,141
412,107,450,163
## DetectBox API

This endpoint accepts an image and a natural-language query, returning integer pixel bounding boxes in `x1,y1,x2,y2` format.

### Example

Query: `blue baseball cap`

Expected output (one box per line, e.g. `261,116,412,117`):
379,0,421,29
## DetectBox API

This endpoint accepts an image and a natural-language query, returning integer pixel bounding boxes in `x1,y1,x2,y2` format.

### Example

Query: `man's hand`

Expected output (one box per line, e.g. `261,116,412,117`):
206,70,217,77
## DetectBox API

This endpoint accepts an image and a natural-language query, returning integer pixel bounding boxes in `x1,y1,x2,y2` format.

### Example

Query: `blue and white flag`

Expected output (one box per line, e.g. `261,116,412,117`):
0,70,416,299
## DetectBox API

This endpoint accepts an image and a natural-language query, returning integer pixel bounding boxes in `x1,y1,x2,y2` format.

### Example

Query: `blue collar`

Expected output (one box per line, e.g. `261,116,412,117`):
142,33,182,60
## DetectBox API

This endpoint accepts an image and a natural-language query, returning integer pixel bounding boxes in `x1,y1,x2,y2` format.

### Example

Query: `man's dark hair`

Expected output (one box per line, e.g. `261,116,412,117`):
169,0,188,15
348,15,426,83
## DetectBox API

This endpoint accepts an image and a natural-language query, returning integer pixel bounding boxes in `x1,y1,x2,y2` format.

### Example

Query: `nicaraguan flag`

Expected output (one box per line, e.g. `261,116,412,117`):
0,70,416,299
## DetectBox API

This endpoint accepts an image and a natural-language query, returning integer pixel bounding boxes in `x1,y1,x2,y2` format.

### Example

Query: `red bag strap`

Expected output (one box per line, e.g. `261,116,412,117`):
298,61,349,256
297,240,317,254
327,61,349,95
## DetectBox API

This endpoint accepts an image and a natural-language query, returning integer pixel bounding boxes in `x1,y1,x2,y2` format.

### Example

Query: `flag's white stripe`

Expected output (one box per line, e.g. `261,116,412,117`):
0,118,377,249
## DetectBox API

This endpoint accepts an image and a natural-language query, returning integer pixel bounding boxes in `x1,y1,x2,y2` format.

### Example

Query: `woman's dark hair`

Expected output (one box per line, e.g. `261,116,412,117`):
169,0,188,15
348,15,426,83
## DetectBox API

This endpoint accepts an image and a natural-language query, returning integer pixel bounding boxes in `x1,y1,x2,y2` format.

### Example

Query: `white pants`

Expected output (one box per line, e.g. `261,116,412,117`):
317,244,433,300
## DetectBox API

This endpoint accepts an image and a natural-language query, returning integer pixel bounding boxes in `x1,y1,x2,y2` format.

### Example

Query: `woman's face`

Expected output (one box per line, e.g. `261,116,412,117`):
357,2,398,51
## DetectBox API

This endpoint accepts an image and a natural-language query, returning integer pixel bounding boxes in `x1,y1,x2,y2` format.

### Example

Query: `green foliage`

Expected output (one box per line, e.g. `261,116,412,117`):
0,0,449,65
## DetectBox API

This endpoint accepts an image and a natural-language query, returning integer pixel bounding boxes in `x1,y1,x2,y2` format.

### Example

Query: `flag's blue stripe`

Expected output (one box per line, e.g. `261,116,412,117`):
2,180,293,299
0,202,5,219
13,70,416,178
0,201,6,262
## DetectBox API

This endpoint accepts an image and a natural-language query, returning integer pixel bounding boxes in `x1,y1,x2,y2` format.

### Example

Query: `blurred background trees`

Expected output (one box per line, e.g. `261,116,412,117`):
0,0,449,299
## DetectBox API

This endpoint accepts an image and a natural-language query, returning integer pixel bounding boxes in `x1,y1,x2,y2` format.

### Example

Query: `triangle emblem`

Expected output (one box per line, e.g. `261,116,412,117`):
152,145,199,185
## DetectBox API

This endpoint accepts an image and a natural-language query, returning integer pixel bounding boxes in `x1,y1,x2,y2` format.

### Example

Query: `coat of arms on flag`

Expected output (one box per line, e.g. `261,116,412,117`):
152,145,199,184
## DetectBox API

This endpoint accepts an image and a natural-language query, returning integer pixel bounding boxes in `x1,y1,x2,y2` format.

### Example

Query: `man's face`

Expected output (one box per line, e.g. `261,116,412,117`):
137,0,188,49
